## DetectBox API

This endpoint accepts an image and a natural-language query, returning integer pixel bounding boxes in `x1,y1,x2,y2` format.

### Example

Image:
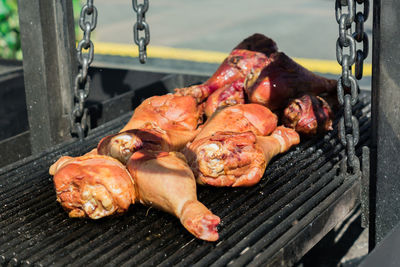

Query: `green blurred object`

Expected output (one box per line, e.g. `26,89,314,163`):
0,0,21,59
0,0,83,60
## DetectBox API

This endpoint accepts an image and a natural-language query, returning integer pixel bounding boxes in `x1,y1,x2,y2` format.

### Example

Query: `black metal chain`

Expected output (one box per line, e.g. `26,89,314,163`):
132,0,150,63
335,0,369,174
70,0,97,139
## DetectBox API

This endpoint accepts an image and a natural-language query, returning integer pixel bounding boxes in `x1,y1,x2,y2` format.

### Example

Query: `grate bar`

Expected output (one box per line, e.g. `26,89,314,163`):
211,165,340,267
249,163,363,266
233,168,343,266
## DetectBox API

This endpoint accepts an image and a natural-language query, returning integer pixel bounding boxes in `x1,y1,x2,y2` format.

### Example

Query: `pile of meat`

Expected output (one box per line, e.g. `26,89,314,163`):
49,34,337,242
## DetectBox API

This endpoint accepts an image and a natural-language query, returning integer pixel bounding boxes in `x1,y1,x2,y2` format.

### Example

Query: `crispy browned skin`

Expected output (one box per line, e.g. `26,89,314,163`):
49,154,136,219
184,131,266,187
127,150,220,241
283,94,333,135
245,52,337,110
195,104,278,140
184,127,299,187
121,94,201,133
98,94,202,163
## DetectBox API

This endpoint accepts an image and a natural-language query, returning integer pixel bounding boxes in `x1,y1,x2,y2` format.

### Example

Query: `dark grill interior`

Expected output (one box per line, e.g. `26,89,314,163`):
0,92,370,266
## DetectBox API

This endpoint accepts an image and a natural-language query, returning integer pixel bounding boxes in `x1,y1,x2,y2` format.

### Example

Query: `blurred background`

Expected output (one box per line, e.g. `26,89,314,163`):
0,0,372,71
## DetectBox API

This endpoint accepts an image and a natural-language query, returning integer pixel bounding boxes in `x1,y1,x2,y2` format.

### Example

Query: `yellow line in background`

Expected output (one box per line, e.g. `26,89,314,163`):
94,42,372,76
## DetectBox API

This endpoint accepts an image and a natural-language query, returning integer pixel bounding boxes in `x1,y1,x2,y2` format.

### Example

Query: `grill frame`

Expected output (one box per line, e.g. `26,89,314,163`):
0,83,371,266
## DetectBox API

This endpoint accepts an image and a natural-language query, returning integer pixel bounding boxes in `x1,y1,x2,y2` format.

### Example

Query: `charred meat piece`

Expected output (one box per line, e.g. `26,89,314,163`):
245,52,337,110
195,103,278,140
175,48,271,103
204,79,245,117
49,154,136,219
127,150,220,241
283,94,333,136
184,131,266,187
184,127,299,187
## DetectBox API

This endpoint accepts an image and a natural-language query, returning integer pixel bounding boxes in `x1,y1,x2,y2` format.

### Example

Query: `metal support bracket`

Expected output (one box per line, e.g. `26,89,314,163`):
361,146,370,228
370,0,400,249
17,0,77,154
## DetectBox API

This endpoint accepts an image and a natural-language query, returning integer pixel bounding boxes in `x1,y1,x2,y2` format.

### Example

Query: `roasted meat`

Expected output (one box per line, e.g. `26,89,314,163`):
175,34,278,104
184,127,299,187
245,52,337,110
175,49,268,103
49,153,136,219
283,94,333,135
204,79,245,118
127,150,220,241
256,126,300,163
184,131,266,187
175,34,277,115
121,94,201,134
195,103,278,140
98,94,203,163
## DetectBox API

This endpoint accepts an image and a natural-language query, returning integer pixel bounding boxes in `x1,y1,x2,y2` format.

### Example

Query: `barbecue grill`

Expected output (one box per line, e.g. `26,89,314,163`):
0,80,371,265
0,0,397,266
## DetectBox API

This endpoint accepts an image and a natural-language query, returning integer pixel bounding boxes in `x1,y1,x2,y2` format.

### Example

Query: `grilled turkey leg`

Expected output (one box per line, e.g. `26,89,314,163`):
184,131,266,187
98,94,202,163
127,150,220,241
49,153,136,219
256,126,300,164
184,127,299,187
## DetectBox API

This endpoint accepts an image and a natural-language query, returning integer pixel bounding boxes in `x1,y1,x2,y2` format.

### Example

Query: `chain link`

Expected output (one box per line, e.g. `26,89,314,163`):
70,0,97,139
132,0,150,63
335,0,369,174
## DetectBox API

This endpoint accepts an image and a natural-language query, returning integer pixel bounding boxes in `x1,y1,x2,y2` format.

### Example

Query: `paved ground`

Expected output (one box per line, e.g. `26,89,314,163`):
93,0,372,61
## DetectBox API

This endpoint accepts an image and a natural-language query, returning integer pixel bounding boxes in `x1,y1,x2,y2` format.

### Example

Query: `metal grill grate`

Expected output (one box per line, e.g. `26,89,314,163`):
0,92,371,266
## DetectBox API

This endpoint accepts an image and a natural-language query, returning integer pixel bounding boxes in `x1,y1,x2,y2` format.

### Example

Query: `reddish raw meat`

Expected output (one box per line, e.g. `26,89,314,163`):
175,33,278,104
283,94,333,135
175,49,269,103
245,52,337,110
